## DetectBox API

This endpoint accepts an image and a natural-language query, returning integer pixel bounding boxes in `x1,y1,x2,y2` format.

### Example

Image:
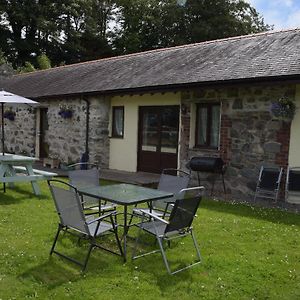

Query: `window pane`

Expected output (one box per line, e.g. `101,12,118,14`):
112,107,124,137
196,103,220,148
142,112,159,151
210,105,220,147
161,107,179,153
197,107,207,145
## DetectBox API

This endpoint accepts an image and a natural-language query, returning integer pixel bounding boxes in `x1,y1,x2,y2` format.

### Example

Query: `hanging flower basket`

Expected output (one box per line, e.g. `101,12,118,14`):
270,97,296,120
3,110,16,121
58,105,73,119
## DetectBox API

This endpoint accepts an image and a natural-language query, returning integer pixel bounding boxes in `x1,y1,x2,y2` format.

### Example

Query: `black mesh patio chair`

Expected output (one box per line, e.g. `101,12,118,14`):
131,169,190,221
48,179,123,271
285,167,300,202
132,186,204,275
68,163,116,215
254,166,283,202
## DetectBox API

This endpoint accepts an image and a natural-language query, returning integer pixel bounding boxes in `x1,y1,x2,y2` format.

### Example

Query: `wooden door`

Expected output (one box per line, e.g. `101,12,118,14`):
39,108,49,158
138,106,179,173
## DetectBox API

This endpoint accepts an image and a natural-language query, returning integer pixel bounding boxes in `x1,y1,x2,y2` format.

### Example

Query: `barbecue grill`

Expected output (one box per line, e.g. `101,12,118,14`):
186,156,226,195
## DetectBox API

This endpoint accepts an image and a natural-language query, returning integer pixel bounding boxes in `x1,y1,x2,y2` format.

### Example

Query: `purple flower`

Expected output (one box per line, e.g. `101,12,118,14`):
270,97,295,119
3,110,16,121
58,107,73,119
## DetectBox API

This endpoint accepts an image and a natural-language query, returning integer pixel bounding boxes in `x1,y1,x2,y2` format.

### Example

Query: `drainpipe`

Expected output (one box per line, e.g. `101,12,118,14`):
81,97,90,166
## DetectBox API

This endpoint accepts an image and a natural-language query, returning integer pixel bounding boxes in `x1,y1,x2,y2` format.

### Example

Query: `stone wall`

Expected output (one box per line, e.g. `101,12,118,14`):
40,96,110,168
2,106,36,156
180,83,296,201
2,95,111,169
87,96,110,167
44,97,86,165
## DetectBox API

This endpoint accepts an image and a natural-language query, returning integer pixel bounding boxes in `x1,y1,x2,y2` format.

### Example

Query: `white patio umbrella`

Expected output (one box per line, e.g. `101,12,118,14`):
0,90,38,155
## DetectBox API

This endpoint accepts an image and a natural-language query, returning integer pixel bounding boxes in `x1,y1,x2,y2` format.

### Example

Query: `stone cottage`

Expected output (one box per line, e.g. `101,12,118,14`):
1,28,300,201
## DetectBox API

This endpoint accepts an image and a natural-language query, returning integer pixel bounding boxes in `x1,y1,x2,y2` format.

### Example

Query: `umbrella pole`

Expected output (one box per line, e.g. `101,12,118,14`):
1,103,5,192
1,103,4,156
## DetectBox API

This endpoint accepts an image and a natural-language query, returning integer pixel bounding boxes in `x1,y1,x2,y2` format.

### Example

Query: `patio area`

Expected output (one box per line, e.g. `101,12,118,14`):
32,161,300,214
0,179,299,299
33,161,161,186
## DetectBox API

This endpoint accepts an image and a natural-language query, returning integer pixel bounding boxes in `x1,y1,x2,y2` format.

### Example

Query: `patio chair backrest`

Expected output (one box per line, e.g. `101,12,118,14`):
155,169,190,210
287,168,300,192
68,168,100,205
48,180,89,235
258,167,283,191
68,169,100,189
165,187,203,234
67,163,98,171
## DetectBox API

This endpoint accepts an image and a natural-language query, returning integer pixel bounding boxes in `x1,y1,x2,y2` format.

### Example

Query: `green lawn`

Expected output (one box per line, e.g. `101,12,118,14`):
0,180,299,300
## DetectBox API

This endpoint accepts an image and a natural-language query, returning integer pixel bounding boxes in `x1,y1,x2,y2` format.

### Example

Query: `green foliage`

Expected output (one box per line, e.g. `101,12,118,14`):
18,61,36,73
0,180,299,299
114,0,272,54
37,54,52,70
0,49,15,78
0,0,271,68
17,55,51,74
0,49,7,65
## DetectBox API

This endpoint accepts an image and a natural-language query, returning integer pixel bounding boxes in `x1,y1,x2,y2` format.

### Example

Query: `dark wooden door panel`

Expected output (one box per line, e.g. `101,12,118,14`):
160,152,178,171
138,151,161,173
39,108,49,158
138,106,179,174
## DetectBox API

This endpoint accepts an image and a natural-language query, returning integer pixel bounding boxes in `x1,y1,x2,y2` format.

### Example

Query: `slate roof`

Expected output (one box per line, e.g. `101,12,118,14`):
1,28,300,99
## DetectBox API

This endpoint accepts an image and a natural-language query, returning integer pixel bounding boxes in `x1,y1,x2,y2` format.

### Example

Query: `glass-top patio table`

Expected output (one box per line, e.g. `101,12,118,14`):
78,183,173,261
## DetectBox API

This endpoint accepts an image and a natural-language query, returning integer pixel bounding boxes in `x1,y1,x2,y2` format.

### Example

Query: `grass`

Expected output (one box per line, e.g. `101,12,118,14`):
0,179,299,300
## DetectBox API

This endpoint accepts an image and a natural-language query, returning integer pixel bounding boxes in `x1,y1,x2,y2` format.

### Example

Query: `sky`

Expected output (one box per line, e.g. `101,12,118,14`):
247,0,300,30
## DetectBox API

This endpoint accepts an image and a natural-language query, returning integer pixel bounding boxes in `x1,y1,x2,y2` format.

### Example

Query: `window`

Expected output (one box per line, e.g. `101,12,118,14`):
112,106,124,138
195,103,220,148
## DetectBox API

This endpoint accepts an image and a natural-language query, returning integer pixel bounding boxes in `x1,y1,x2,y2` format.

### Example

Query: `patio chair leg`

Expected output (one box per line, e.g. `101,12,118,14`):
132,228,141,259
50,224,62,255
128,204,138,226
158,232,202,275
115,231,123,257
167,240,171,248
191,230,202,261
111,216,124,257
77,233,85,246
157,236,171,275
114,211,117,224
132,216,146,259
82,243,94,272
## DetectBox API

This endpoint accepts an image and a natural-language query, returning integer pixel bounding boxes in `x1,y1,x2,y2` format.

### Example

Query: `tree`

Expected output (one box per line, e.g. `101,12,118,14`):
0,50,7,65
0,0,63,68
17,54,52,73
0,49,15,79
0,0,271,68
113,0,271,54
37,54,52,70
0,0,117,67
18,61,36,73
58,0,116,63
